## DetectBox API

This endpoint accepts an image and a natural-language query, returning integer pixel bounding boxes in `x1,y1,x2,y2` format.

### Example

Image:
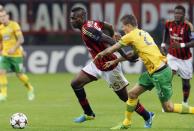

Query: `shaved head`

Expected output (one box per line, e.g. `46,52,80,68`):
70,7,87,29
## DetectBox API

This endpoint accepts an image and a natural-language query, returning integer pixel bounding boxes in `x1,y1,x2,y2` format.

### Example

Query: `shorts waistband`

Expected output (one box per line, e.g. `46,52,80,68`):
154,64,168,73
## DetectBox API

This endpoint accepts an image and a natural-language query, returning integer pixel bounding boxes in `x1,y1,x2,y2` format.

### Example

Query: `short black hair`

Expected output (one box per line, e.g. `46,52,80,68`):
175,5,185,14
71,7,85,12
120,14,137,27
71,7,87,19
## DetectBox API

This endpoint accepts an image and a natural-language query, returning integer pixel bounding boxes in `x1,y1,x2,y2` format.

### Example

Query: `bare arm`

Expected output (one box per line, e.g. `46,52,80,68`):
15,35,24,49
103,51,138,69
103,22,114,37
170,39,194,49
94,42,123,62
113,51,137,62
162,28,169,44
161,21,169,55
84,25,135,61
185,40,194,47
8,34,24,55
100,33,130,60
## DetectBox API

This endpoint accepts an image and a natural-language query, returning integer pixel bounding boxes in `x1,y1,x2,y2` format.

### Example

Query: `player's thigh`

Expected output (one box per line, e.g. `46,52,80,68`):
72,62,98,87
151,67,173,103
82,61,100,79
0,56,11,73
177,58,193,79
10,57,23,73
128,83,147,99
102,63,128,91
72,70,97,86
138,71,154,91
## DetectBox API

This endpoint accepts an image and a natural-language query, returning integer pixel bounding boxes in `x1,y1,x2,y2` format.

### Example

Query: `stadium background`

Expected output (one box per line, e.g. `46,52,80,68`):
1,0,194,74
0,1,194,130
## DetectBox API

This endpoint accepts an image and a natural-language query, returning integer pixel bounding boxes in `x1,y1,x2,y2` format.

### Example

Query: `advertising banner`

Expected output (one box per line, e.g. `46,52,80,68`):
23,45,144,74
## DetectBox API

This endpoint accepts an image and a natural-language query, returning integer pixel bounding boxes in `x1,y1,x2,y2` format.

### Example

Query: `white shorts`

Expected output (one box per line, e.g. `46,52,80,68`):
167,54,193,79
82,61,129,91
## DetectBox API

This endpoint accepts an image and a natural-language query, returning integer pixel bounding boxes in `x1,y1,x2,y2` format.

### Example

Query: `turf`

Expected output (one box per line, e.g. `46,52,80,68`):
0,73,194,131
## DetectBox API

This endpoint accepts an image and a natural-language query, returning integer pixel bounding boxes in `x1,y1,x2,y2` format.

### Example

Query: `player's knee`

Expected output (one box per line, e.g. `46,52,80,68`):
116,94,127,102
71,79,82,90
128,91,138,99
163,104,174,112
71,80,77,88
0,69,6,75
115,88,128,102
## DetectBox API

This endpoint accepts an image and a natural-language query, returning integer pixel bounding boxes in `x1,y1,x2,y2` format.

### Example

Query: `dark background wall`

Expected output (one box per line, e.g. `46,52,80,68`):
1,0,193,46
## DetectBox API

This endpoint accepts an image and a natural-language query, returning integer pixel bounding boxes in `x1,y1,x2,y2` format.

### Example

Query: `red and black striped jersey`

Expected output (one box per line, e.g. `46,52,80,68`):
165,20,192,60
81,20,117,71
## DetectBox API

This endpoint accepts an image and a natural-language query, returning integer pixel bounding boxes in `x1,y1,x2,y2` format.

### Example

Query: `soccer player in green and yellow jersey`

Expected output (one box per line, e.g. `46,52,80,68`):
94,14,194,129
0,9,34,101
0,4,4,51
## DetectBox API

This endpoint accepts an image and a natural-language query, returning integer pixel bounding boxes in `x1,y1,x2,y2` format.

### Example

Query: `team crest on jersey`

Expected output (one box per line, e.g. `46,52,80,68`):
169,28,172,31
3,35,10,40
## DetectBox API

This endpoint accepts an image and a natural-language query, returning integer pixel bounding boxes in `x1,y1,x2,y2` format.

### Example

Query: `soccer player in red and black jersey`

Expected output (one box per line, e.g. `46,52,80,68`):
161,5,194,106
70,7,154,128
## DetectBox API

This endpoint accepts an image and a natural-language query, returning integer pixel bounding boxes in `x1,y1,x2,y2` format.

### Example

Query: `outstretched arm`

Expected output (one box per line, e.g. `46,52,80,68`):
82,24,129,59
161,24,169,55
103,51,138,69
100,33,137,60
94,42,123,62
102,22,114,37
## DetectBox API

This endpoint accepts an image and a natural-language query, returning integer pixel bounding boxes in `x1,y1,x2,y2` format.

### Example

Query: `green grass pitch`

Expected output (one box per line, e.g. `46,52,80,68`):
0,73,194,131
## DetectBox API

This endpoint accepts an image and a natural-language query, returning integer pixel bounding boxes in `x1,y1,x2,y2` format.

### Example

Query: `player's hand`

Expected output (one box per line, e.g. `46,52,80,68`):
113,32,121,41
170,44,181,48
160,47,166,56
124,51,139,63
93,51,108,63
170,42,181,49
128,53,139,62
93,48,110,63
160,43,167,56
103,60,117,69
8,48,16,55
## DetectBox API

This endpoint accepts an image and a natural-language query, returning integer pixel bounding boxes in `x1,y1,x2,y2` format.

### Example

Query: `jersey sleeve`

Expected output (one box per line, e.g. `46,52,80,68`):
13,22,23,37
118,34,133,46
82,26,102,42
